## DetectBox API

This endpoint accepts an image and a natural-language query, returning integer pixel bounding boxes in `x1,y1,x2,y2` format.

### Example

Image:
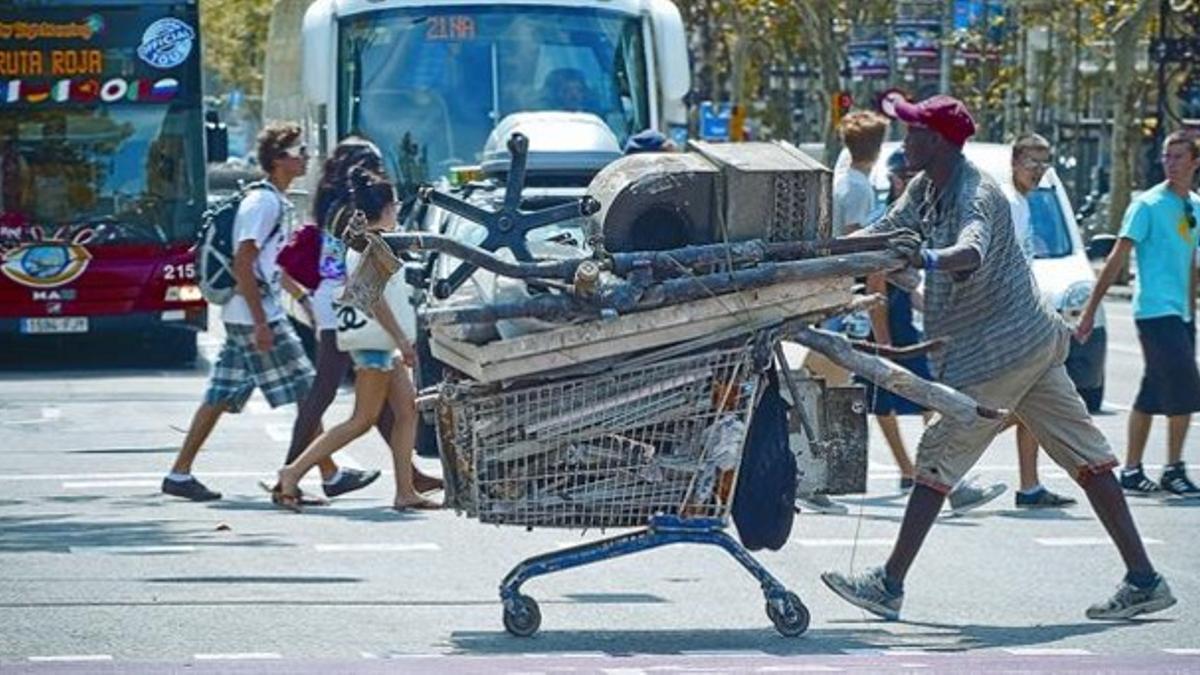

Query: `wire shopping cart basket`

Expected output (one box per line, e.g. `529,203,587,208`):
434,330,809,637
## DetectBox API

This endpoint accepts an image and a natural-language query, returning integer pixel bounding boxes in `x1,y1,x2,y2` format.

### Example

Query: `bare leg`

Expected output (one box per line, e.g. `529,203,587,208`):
170,402,227,474
876,414,914,477
286,330,345,480
376,393,441,492
1167,415,1190,465
1126,410,1153,469
386,363,437,508
884,484,945,585
279,369,390,495
1016,423,1040,491
1081,471,1155,579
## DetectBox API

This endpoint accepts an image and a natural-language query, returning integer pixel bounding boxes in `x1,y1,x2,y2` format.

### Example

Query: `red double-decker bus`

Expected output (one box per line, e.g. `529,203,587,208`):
0,0,207,363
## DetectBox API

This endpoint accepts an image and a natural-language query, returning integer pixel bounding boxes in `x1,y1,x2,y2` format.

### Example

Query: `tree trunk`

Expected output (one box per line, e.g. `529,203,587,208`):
1108,0,1153,235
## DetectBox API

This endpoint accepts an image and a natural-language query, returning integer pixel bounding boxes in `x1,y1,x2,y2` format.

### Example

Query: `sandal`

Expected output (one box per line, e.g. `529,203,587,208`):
258,480,328,507
259,480,303,513
393,496,441,511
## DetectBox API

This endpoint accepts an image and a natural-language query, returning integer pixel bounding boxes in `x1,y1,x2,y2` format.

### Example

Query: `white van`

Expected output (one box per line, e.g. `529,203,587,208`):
839,141,1107,410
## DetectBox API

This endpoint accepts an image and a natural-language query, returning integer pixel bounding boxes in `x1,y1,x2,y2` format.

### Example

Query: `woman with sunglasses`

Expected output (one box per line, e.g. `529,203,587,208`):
275,167,438,512
281,137,441,502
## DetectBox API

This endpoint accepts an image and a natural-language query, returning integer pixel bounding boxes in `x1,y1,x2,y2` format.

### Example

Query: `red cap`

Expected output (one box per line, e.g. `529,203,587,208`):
881,92,976,147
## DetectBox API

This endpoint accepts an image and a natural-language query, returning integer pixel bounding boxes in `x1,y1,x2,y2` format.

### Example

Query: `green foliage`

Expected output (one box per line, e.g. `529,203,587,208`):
200,0,274,99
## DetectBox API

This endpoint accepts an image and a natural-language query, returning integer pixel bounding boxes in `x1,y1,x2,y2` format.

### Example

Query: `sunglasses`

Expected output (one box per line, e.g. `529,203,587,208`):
281,144,308,159
1019,157,1052,171
1185,198,1196,231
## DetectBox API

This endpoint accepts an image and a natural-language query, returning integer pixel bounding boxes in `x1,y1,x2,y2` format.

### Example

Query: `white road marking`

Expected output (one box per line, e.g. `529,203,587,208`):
1003,648,1092,656
264,423,291,443
62,480,161,490
28,655,113,662
194,652,283,660
71,545,196,554
1035,537,1162,547
753,662,840,667
314,543,440,552
796,538,893,548
1164,649,1200,655
41,406,61,420
245,400,271,415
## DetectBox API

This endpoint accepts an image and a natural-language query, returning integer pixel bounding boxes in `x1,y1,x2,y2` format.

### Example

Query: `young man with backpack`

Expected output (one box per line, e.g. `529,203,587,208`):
162,123,318,501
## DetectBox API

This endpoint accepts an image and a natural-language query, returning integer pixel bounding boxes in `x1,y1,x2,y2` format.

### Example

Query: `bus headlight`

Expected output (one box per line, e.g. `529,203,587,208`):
165,284,204,303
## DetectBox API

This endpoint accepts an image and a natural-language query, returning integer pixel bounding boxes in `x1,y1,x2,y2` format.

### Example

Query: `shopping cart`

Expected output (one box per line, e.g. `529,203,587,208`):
434,330,810,637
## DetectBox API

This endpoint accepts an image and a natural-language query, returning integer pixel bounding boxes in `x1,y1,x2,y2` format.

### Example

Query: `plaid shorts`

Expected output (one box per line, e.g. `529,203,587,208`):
203,320,315,413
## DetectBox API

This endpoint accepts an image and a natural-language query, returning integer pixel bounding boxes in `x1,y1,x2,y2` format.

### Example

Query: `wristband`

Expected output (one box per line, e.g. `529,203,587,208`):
921,249,940,271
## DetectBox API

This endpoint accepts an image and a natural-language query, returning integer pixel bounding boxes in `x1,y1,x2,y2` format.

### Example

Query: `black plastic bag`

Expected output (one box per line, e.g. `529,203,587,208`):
732,369,797,551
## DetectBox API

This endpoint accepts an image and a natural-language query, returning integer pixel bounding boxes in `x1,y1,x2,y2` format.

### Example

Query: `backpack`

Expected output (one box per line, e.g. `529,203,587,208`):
732,369,798,551
195,181,282,305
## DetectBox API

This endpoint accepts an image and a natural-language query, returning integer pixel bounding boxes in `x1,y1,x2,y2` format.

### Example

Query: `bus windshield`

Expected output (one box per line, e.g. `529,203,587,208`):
0,106,204,245
338,5,650,188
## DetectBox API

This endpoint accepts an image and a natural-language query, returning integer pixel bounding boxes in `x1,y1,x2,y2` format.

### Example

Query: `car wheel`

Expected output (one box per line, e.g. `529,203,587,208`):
1080,381,1104,413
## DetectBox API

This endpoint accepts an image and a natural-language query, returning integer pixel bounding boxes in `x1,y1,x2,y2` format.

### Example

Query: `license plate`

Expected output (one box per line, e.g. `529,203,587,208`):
20,317,89,334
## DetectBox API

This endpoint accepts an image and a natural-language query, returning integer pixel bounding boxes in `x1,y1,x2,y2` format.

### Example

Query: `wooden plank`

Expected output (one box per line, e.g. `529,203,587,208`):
431,277,851,383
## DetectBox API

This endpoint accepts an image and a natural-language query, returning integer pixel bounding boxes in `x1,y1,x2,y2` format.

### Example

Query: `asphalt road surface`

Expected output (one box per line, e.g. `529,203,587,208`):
0,299,1197,674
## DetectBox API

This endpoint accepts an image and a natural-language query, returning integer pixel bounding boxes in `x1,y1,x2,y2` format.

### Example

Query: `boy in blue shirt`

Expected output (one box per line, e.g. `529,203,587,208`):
1078,130,1200,497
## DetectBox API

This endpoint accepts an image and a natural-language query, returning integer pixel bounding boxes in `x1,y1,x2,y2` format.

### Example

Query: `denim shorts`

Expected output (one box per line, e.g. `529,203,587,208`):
349,349,395,371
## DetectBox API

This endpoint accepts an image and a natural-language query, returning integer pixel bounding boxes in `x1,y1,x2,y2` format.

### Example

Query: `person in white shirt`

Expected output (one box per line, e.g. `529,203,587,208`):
832,111,888,236
1002,133,1077,509
162,123,316,502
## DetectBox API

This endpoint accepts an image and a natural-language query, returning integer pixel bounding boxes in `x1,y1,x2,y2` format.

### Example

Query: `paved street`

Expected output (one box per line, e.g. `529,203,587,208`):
0,298,1197,673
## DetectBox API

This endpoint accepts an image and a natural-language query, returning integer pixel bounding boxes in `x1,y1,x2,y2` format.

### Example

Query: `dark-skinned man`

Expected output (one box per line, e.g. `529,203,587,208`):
820,94,1175,621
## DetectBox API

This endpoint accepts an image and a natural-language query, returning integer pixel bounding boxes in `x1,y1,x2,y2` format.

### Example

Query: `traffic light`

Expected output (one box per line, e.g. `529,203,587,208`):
831,91,853,129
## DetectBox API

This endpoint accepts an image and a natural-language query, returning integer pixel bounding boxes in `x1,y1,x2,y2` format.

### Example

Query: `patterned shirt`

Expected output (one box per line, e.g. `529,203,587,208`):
864,158,1065,387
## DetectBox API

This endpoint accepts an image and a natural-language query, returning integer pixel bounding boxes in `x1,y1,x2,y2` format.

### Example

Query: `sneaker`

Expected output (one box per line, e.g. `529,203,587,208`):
323,468,382,498
900,476,915,493
947,478,1006,516
796,493,849,515
820,567,903,621
1160,464,1200,498
1086,575,1177,620
1120,466,1162,496
161,476,221,502
1015,487,1077,508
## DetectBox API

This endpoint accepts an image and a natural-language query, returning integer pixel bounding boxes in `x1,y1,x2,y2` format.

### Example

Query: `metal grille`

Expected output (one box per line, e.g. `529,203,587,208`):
769,172,809,242
437,345,761,529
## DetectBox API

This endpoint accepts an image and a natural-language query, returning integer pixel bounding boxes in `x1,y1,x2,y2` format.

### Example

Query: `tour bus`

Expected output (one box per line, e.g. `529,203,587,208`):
0,0,208,363
298,0,691,197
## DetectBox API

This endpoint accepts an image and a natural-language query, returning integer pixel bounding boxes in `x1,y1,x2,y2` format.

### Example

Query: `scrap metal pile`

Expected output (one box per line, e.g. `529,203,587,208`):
342,133,998,526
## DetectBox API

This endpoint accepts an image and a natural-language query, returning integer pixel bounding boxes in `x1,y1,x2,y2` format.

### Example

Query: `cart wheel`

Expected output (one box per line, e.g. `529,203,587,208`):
503,594,541,637
766,591,810,637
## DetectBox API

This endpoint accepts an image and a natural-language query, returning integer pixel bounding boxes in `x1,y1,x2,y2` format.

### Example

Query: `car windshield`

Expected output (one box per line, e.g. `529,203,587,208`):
1028,186,1072,258
338,5,650,190
0,106,204,245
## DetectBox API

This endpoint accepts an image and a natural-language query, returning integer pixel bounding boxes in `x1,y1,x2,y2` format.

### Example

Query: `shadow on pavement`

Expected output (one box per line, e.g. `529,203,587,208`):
0,512,287,553
207,498,436,523
448,618,1138,655
994,508,1093,522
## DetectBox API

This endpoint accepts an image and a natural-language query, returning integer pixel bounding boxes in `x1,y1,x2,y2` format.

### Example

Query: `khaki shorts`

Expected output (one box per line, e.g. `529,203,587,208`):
915,330,1118,493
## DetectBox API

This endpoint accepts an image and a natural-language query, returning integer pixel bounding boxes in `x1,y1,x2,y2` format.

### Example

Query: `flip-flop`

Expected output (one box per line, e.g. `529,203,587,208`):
258,481,305,513
392,499,441,512
258,480,329,507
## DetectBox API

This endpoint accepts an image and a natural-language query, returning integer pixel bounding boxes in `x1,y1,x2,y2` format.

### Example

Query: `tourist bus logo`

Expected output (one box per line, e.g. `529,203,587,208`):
137,18,194,69
1,228,94,288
